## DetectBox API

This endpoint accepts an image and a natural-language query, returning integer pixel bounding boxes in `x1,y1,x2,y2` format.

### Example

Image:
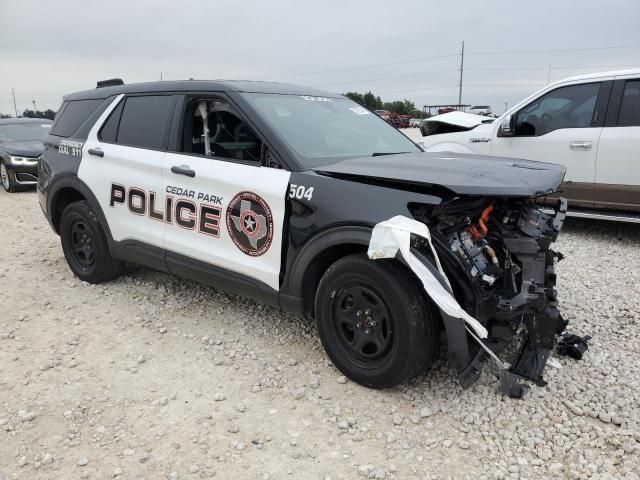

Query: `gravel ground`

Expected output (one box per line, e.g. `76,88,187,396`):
1,189,639,480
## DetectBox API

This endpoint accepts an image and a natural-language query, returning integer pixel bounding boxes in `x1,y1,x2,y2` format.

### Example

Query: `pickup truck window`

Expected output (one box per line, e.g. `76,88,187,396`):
618,80,640,127
514,82,601,136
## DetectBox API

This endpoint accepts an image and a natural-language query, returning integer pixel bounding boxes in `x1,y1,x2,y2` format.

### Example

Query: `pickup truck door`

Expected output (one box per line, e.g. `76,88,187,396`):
491,81,611,208
594,77,640,212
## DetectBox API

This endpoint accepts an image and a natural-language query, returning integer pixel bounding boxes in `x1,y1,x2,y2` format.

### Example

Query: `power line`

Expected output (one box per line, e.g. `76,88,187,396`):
467,45,640,56
311,69,458,88
466,63,639,72
250,45,640,81
376,85,457,95
249,53,459,79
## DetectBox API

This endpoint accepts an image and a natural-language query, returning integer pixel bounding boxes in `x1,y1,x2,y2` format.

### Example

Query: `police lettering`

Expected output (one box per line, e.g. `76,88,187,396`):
110,183,220,237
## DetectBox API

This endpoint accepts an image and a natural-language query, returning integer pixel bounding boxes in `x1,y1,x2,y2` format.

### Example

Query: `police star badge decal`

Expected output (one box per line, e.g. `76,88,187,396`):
226,192,274,256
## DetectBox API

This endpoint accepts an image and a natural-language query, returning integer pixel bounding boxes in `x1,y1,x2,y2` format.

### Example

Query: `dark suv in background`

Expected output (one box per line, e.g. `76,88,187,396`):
0,118,52,192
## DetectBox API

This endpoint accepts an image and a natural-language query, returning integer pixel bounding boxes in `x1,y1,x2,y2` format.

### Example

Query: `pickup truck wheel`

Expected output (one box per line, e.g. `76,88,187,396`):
60,201,123,283
315,253,437,388
0,160,16,193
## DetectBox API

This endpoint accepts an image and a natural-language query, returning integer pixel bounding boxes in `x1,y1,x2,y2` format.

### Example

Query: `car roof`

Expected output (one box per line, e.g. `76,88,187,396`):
0,117,53,125
550,68,640,85
63,80,343,102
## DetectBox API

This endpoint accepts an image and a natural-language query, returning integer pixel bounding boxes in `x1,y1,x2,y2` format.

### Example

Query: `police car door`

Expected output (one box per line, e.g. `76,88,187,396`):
80,94,174,249
162,97,290,291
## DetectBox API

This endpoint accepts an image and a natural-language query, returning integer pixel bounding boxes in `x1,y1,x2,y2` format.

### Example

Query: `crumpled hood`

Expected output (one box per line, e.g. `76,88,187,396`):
425,111,495,129
313,151,566,197
0,140,45,157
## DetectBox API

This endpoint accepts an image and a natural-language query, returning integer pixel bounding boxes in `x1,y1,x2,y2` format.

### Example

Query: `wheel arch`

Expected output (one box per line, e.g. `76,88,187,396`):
282,226,373,319
48,175,113,241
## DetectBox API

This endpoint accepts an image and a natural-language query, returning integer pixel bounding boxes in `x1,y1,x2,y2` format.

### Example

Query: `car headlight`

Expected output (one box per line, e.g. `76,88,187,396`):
9,156,38,165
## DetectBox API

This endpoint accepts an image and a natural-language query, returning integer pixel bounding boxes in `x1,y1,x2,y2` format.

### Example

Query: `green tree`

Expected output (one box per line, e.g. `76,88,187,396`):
344,91,419,116
22,108,57,120
344,92,365,106
362,91,382,110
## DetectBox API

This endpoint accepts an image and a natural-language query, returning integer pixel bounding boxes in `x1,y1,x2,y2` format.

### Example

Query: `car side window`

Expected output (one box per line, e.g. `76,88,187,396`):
514,82,601,136
180,98,262,163
50,99,103,138
115,95,173,149
618,80,640,127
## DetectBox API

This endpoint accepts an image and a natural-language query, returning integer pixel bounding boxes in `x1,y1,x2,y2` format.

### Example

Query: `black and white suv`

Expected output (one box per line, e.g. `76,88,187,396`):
39,79,570,396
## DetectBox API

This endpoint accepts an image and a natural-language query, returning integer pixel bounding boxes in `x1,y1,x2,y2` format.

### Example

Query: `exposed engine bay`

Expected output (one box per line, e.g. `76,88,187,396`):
409,196,570,397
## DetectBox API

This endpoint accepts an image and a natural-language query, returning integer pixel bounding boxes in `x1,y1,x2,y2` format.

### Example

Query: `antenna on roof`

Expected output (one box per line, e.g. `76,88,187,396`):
96,78,124,88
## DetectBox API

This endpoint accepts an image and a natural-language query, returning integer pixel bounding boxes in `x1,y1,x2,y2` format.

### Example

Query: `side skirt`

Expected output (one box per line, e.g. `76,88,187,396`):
108,239,280,307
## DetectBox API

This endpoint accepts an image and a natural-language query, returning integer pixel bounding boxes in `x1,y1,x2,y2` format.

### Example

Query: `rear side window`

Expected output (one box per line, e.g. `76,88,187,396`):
50,99,103,137
115,95,173,149
618,80,640,127
99,100,125,143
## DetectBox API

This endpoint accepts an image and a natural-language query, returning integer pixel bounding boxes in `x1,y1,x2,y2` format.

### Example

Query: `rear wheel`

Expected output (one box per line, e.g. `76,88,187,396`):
0,160,17,193
315,253,437,388
60,201,123,283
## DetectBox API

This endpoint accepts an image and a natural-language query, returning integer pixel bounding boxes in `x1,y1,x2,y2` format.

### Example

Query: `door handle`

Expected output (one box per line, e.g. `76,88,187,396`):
88,148,104,157
171,165,196,178
569,141,592,151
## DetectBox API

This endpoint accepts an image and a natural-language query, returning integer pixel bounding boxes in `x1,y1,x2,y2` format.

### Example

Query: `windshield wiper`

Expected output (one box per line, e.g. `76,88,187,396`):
371,151,409,157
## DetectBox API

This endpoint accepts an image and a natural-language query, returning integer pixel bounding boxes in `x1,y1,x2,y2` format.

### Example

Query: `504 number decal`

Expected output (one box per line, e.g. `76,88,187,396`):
289,184,314,201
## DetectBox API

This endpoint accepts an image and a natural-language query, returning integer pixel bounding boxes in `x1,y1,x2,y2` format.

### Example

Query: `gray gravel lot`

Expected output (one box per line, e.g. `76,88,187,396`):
1,189,639,480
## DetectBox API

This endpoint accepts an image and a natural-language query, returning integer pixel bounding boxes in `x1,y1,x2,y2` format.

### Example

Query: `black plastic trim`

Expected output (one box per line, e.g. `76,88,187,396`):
604,79,625,128
165,251,279,306
592,80,613,128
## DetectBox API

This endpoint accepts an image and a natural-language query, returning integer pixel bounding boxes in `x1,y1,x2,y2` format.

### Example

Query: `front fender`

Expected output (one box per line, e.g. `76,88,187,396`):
424,141,475,154
279,225,373,316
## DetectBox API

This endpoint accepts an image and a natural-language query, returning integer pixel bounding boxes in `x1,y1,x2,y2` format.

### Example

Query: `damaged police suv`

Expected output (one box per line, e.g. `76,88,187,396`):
39,79,569,396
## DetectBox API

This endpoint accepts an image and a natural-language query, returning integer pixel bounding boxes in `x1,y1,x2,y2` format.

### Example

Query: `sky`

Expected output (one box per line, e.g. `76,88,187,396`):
1,0,639,116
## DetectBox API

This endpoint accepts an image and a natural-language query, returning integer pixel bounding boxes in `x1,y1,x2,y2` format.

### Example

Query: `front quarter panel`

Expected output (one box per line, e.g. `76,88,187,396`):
421,128,494,155
280,170,442,302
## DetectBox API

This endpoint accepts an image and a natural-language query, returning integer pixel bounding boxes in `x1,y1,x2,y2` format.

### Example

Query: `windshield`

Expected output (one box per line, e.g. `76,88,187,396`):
0,122,51,142
242,93,421,167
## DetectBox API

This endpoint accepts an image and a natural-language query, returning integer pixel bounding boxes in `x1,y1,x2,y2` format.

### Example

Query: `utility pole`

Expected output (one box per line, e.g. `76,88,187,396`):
11,88,18,117
160,72,163,81
504,102,508,113
32,99,37,111
457,40,465,108
546,64,552,85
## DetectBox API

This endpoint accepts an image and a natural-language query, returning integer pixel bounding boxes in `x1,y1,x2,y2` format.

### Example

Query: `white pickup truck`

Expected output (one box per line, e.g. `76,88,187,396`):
420,69,640,219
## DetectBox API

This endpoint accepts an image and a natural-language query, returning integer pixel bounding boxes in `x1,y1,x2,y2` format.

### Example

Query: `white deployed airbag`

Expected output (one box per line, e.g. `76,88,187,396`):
367,215,488,338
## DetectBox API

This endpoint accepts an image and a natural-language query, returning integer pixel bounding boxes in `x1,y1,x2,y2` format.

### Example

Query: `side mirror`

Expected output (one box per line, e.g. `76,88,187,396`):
500,114,515,136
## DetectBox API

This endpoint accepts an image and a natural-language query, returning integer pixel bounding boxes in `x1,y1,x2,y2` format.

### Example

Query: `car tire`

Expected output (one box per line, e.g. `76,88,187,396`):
60,201,123,283
315,253,438,389
0,160,17,193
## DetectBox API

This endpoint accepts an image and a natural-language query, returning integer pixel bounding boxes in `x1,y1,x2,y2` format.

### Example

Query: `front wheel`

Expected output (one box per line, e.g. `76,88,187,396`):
60,201,123,283
315,253,438,388
0,160,17,193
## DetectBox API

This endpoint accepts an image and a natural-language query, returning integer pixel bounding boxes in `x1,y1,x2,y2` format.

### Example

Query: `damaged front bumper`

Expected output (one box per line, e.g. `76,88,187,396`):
446,198,569,397
369,197,577,398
